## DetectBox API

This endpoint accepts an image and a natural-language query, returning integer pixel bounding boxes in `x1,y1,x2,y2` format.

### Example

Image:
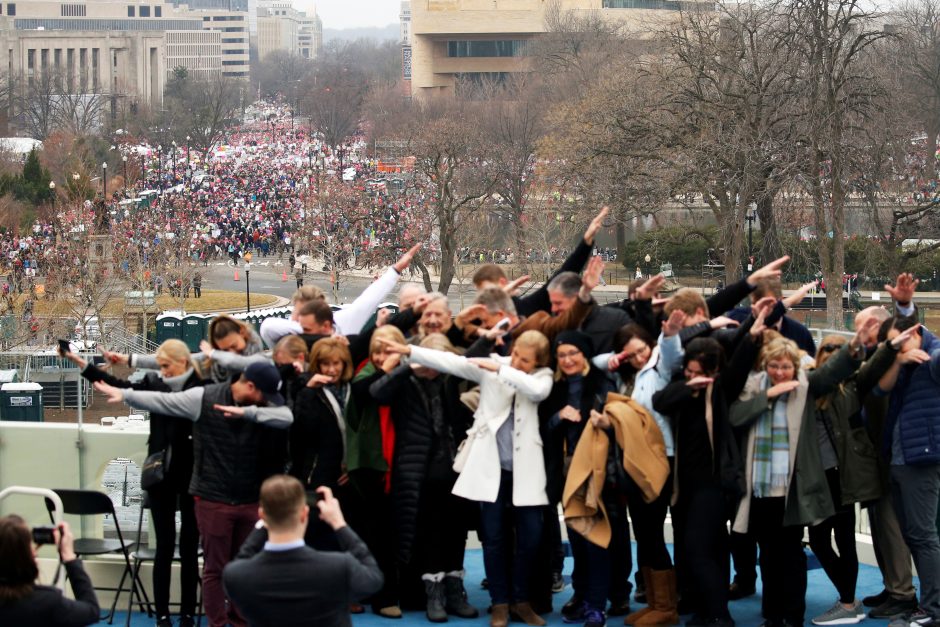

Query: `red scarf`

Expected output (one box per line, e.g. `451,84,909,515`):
356,359,395,493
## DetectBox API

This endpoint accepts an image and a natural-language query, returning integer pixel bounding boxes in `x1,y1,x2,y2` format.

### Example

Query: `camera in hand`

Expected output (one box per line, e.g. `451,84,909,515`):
32,525,57,545
57,339,71,357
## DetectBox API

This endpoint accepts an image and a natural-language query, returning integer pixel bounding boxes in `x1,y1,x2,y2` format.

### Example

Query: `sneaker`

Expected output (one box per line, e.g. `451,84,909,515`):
887,608,936,627
562,598,587,623
156,618,172,627
812,600,864,625
552,571,565,593
863,590,889,608
872,597,920,620
583,607,606,627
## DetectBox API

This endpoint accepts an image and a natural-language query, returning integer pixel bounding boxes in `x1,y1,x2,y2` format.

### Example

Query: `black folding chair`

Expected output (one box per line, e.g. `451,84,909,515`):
128,492,203,627
45,489,150,624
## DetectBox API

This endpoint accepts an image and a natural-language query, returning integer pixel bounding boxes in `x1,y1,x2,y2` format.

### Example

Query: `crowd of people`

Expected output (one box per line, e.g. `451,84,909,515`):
1,206,937,627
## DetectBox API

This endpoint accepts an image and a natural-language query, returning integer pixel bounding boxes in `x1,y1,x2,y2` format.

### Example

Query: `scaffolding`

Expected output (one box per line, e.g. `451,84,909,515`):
702,263,725,296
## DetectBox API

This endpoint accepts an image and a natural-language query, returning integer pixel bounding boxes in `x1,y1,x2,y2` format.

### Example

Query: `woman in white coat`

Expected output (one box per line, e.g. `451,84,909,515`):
380,330,554,627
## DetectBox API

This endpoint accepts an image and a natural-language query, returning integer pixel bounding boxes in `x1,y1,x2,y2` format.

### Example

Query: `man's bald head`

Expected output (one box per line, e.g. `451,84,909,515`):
855,306,891,349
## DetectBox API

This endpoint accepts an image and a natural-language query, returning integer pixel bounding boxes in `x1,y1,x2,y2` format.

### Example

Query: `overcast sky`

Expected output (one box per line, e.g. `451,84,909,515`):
296,1,400,29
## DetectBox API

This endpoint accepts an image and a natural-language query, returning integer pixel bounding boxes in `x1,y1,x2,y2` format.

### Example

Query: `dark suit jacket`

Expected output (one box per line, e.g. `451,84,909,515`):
0,560,99,627
222,525,383,627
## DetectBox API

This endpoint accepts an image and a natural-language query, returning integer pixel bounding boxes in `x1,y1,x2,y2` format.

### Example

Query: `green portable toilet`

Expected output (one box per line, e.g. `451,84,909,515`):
181,314,208,352
0,382,44,422
155,312,183,345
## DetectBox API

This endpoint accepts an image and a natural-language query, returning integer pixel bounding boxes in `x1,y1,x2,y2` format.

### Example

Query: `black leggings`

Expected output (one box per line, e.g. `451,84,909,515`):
148,484,199,618
808,468,858,604
625,460,673,571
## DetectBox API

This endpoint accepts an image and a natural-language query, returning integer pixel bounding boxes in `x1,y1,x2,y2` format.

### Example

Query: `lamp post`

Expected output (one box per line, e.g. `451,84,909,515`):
157,145,163,195
171,141,177,181
140,154,145,187
102,162,108,198
644,254,651,279
745,209,756,273
49,181,55,212
244,261,251,313
122,155,127,192
185,135,191,181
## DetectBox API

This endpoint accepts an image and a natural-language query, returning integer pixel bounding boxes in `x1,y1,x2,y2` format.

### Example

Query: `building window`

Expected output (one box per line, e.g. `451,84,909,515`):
6,3,14,16
128,5,135,16
602,0,680,8
61,4,87,16
155,6,161,17
140,5,150,17
447,40,528,58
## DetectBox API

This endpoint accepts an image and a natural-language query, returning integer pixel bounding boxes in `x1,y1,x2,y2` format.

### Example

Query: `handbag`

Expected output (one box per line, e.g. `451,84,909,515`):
141,446,172,491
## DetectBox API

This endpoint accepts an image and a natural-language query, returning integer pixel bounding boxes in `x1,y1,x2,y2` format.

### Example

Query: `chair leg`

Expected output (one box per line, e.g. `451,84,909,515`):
109,561,131,624
133,563,152,616
125,559,139,627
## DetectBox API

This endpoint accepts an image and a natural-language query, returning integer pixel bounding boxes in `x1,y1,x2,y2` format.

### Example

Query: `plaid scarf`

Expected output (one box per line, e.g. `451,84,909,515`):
752,389,790,498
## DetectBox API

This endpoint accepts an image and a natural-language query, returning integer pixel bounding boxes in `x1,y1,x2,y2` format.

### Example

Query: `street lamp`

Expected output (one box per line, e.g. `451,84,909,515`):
49,181,55,212
102,162,108,198
185,135,191,180
157,145,163,194
644,254,651,278
244,260,251,313
171,141,177,181
745,209,757,273
122,155,127,192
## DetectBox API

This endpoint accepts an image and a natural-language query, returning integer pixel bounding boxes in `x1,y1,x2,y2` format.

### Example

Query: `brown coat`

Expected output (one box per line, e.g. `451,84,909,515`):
563,393,670,548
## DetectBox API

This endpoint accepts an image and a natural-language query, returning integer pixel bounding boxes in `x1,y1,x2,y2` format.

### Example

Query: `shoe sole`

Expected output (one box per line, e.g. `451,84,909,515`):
811,618,862,625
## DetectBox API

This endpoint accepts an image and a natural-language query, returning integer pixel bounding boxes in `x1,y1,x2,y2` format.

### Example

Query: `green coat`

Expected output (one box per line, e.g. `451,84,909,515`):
730,345,862,533
345,362,389,473
817,342,898,506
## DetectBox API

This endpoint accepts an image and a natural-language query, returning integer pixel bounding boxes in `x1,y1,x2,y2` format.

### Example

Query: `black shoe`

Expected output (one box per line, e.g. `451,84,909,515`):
423,578,448,623
443,574,479,618
869,596,919,619
863,589,890,608
552,571,565,594
562,596,585,623
607,600,630,617
178,617,195,627
728,581,756,601
156,618,172,627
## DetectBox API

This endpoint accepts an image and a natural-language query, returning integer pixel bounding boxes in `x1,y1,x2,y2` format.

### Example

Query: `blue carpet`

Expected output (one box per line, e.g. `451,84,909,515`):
113,545,914,626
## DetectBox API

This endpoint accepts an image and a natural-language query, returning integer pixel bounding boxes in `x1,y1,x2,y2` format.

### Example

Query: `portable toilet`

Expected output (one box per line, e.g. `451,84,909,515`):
0,382,44,422
181,314,208,352
155,312,183,345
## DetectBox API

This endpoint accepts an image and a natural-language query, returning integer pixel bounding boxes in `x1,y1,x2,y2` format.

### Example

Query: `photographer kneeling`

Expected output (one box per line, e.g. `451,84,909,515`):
0,516,99,626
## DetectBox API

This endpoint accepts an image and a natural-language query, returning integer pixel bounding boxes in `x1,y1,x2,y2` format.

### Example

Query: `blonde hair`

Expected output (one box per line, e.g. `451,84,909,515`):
155,339,201,377
815,335,848,369
308,337,353,383
273,335,308,361
759,337,801,372
514,330,550,367
665,288,709,318
292,285,325,305
370,326,406,355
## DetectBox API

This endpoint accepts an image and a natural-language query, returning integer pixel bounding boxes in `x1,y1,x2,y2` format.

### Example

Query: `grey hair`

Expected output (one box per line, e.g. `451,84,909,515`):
425,291,449,309
547,271,582,298
475,287,517,316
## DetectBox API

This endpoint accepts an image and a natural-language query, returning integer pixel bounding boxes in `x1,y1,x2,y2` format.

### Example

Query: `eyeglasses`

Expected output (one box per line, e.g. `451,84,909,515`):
819,344,840,353
557,349,583,360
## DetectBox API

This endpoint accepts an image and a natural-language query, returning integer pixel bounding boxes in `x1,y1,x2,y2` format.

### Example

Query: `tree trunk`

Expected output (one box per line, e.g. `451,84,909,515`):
756,193,781,264
414,258,433,292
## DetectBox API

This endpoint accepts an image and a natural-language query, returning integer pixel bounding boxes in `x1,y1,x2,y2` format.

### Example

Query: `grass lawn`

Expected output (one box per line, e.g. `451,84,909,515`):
14,290,280,317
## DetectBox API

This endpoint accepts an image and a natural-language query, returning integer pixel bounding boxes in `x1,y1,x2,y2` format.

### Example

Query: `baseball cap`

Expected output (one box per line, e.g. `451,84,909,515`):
243,362,285,406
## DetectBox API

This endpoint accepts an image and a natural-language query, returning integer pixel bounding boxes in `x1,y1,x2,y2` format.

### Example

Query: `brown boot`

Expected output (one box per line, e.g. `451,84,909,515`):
633,569,679,626
625,567,655,625
490,603,509,627
509,601,547,626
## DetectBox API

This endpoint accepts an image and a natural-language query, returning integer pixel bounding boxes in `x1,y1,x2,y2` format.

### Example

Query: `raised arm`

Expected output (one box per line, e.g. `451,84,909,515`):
496,366,553,402
107,385,205,420
334,245,420,335
259,317,303,349
368,363,413,403
407,345,485,383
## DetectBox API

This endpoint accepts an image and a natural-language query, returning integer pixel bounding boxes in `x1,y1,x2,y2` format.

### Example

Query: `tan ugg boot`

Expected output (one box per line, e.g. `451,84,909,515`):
632,569,679,626
509,601,547,626
490,603,509,627
625,567,655,625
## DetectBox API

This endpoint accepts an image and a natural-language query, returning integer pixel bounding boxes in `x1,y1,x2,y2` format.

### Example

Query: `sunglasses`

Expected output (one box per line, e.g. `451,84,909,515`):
818,344,840,353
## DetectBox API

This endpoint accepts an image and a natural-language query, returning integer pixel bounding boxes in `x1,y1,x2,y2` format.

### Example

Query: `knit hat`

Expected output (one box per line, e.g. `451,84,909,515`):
554,330,595,358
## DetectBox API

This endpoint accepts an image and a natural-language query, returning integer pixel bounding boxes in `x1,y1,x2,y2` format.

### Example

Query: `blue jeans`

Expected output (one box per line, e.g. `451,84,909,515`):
479,470,544,605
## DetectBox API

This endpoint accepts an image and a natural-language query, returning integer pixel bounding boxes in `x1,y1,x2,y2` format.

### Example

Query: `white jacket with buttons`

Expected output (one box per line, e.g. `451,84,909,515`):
408,346,553,506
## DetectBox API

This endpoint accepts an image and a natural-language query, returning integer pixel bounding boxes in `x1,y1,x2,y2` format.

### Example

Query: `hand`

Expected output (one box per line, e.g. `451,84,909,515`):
306,373,336,388
583,206,609,244
580,256,605,298
751,296,778,315
376,337,412,356
662,310,686,337
851,316,881,350
890,324,920,350
56,521,77,562
199,339,214,358
750,304,770,338
886,273,919,305
481,323,510,345
393,243,421,273
93,381,124,403
767,380,800,398
784,281,817,308
686,376,714,389
710,316,740,330
589,409,610,429
634,274,665,300
899,348,930,365
102,349,129,366
503,274,530,296
315,486,347,530
559,405,581,423
380,353,401,372
607,353,624,371
292,360,305,374
213,404,246,418
469,357,500,372
375,308,391,327
455,303,488,329
412,293,431,314
747,255,790,286
331,334,350,347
